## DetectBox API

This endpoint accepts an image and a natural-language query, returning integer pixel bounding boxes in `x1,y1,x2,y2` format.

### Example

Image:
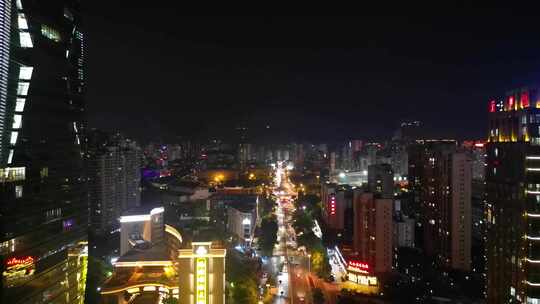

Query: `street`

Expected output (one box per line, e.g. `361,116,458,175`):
264,161,342,304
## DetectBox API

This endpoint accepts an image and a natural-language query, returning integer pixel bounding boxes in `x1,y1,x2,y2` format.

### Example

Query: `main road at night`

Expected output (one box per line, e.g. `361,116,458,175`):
269,162,313,304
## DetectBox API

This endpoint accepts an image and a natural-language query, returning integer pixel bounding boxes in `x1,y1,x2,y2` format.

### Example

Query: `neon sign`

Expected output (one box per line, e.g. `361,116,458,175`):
196,258,207,304
6,256,34,266
348,260,369,273
3,256,35,285
489,100,496,113
521,91,530,108
508,96,515,110
329,195,336,216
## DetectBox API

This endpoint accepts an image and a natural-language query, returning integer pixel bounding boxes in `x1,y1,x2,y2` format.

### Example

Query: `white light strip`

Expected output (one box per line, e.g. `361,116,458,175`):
527,213,540,218
527,168,540,172
526,281,540,287
526,235,540,241
526,191,540,195
150,207,164,215
119,214,150,223
526,258,540,264
0,0,11,161
114,260,172,267
527,156,540,160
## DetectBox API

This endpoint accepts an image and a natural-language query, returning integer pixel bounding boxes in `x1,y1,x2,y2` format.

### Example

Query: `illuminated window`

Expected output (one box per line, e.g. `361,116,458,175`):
12,115,22,129
0,167,26,183
15,98,25,112
19,32,33,48
15,185,23,198
494,148,498,157
16,0,23,9
18,14,28,30
41,25,61,42
10,132,18,145
18,66,33,80
7,150,14,164
40,167,48,178
17,82,29,96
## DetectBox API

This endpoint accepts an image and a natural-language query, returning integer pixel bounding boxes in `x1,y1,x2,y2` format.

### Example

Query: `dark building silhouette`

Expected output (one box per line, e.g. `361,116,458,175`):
0,1,88,303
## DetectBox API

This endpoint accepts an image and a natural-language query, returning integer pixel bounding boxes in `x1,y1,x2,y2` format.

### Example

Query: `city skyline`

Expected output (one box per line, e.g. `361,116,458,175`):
4,5,540,304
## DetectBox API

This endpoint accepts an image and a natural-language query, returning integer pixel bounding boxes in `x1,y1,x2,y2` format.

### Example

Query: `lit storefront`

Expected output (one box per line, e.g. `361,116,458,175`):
343,260,379,294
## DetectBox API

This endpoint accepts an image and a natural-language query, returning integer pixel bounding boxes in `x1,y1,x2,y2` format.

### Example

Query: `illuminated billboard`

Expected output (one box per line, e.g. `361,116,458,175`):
346,260,377,286
2,256,35,286
196,258,207,304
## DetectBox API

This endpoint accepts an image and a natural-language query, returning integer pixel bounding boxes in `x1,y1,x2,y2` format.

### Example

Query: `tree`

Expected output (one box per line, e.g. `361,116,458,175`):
226,251,259,303
297,231,320,251
231,279,258,303
311,249,331,278
312,288,325,304
292,210,313,233
259,215,278,256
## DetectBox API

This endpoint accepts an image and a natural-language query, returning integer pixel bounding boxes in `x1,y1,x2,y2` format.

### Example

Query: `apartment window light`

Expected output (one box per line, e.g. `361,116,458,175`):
15,99,25,112
18,14,28,30
41,25,61,42
12,115,22,129
15,185,23,198
7,149,14,164
18,66,33,80
10,132,18,145
17,82,29,96
19,32,33,48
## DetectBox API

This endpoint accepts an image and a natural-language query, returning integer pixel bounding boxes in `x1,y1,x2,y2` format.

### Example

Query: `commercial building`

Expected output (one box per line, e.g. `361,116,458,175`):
119,206,165,255
409,140,471,271
0,1,88,303
101,207,226,304
353,191,393,273
88,134,142,235
485,88,540,303
178,242,226,304
226,202,257,244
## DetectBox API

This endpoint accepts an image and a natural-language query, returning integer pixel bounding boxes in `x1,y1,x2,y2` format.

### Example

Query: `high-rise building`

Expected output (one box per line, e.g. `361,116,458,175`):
410,140,471,271
486,89,540,303
88,135,142,235
368,164,394,199
353,191,393,273
0,1,88,303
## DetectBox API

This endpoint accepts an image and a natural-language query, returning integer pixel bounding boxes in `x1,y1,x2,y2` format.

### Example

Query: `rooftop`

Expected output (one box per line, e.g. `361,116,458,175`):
116,242,169,264
122,205,164,217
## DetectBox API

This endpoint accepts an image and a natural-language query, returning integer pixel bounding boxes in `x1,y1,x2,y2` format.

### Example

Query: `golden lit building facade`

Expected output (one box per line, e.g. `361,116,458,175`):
100,207,226,304
486,88,540,303
178,242,226,304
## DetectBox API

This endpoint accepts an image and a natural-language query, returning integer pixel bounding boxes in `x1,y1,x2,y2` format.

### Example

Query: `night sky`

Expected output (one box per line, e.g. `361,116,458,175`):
83,7,540,143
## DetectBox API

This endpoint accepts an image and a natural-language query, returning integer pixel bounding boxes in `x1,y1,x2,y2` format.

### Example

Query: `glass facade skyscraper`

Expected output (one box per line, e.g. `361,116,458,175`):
486,89,540,303
0,1,87,303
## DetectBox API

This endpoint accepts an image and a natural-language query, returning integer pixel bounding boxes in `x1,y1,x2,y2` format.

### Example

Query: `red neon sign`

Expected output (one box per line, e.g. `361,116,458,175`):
348,260,370,273
489,100,496,113
6,256,34,267
508,96,515,110
521,91,530,108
